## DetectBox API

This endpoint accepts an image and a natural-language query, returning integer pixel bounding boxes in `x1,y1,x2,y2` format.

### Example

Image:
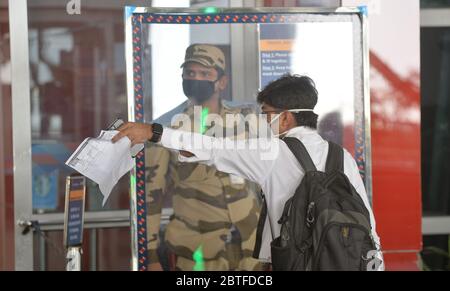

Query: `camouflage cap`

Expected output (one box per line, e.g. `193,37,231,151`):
181,44,226,72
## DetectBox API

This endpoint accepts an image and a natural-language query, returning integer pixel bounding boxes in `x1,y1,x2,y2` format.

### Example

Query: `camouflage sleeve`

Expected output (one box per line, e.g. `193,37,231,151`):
145,144,171,264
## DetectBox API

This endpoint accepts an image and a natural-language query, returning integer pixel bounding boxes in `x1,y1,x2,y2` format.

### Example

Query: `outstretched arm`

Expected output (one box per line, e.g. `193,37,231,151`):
112,122,279,186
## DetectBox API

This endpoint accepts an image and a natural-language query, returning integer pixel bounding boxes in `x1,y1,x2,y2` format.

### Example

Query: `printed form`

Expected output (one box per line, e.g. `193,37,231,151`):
66,130,143,206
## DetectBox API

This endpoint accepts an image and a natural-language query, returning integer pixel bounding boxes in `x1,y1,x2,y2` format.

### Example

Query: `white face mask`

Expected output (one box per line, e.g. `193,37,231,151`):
269,109,315,138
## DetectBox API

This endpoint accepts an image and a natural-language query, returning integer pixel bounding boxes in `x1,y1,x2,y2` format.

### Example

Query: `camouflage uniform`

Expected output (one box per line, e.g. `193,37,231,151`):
145,100,262,271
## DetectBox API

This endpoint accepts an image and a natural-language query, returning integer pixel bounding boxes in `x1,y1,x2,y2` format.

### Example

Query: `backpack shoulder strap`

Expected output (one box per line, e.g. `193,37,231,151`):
253,194,270,259
325,141,344,173
283,137,317,172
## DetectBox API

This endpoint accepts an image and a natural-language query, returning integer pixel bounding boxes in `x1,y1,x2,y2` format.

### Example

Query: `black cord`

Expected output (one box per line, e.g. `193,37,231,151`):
21,220,66,257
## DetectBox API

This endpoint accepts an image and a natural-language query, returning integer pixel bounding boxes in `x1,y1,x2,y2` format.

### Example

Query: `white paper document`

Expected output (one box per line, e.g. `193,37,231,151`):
65,130,144,206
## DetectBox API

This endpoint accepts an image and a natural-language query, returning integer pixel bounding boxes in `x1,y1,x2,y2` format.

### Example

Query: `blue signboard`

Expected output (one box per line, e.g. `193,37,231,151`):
32,167,59,210
64,176,86,247
259,24,296,89
32,143,75,211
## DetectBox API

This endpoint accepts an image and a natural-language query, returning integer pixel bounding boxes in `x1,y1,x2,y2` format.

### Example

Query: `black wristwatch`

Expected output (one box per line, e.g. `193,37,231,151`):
149,123,163,143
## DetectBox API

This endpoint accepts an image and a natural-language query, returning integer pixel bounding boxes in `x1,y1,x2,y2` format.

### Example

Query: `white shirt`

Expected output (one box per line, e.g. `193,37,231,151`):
159,126,383,269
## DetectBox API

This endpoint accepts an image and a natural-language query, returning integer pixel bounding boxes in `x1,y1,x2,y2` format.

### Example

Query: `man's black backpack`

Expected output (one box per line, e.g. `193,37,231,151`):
253,137,378,271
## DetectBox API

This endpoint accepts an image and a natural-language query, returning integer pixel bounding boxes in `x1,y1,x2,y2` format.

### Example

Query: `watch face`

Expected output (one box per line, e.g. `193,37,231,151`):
153,123,163,134
150,123,163,142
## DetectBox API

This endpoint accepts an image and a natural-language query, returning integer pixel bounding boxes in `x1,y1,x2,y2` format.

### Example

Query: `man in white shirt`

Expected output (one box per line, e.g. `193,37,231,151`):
112,75,384,270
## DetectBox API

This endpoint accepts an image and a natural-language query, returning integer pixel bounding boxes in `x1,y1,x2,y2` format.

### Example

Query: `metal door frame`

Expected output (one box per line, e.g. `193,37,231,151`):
421,8,450,236
9,0,33,271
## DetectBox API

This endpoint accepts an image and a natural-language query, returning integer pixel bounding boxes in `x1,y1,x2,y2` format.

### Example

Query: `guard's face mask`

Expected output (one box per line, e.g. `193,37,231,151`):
183,79,218,104
268,109,315,138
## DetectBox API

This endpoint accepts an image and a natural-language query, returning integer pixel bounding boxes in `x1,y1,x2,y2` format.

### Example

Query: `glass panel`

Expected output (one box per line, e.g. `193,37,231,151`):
27,1,131,213
142,20,358,151
137,12,365,271
141,23,232,122
421,27,450,216
258,22,356,148
421,0,450,8
421,235,450,271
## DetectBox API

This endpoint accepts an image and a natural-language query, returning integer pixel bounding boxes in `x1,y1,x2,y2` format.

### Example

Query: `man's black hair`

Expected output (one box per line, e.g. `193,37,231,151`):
257,74,319,129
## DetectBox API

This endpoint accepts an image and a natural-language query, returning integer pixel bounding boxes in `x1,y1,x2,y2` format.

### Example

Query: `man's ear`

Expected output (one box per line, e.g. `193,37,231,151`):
217,75,228,91
284,112,297,128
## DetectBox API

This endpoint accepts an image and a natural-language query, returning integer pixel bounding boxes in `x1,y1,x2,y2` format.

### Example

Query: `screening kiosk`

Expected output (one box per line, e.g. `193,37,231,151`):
125,7,371,271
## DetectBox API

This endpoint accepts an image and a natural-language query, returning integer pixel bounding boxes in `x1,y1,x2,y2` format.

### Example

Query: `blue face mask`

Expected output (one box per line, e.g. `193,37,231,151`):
183,79,218,104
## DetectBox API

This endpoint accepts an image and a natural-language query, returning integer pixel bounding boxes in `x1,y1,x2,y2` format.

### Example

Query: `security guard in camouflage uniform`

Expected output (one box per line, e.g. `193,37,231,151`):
145,44,262,271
